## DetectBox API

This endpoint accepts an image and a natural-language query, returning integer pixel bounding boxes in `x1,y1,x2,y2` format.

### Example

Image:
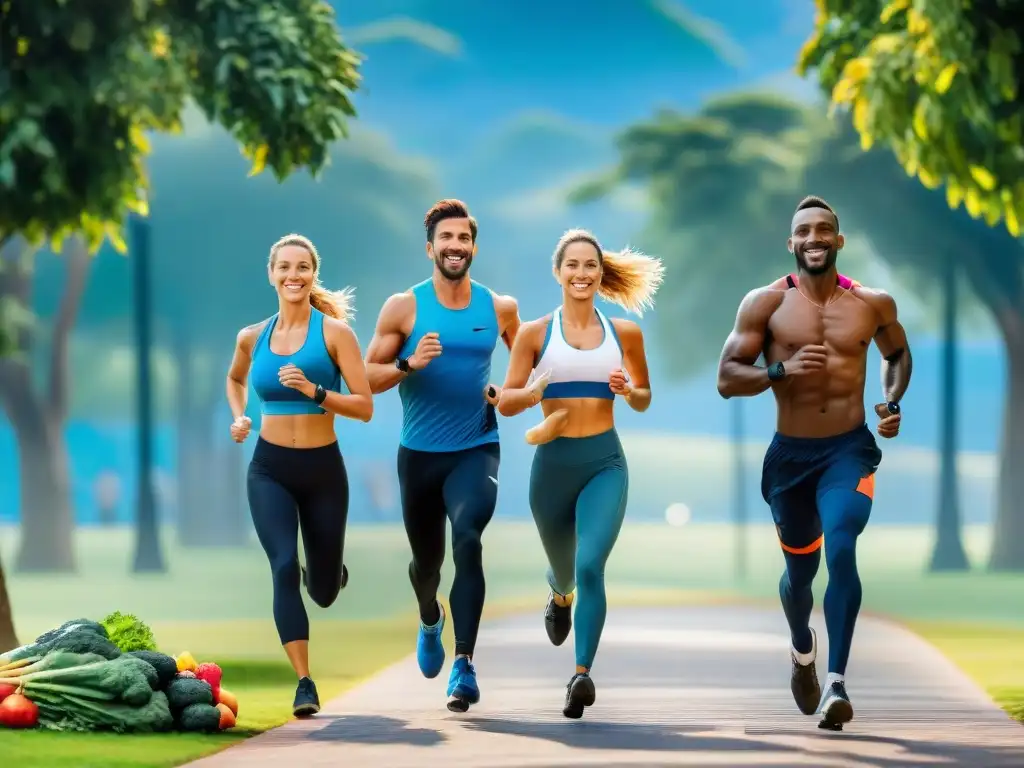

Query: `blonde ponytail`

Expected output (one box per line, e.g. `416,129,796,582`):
552,229,664,316
597,247,664,316
309,283,355,321
269,233,355,322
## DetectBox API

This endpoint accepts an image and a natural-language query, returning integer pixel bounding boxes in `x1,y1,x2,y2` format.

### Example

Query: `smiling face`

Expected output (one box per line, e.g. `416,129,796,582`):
788,206,844,276
427,216,476,281
556,240,602,302
269,243,316,304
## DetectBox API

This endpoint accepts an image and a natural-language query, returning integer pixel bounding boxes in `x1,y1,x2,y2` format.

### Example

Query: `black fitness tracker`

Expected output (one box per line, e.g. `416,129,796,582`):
396,357,411,373
313,385,327,405
767,361,786,381
886,401,901,415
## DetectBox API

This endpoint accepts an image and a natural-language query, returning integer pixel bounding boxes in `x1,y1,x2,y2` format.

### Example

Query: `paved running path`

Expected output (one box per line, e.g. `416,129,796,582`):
189,606,1024,767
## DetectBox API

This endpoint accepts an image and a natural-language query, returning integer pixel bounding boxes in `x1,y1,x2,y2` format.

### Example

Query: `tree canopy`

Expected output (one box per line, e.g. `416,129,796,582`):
798,0,1024,236
0,0,361,253
569,93,844,375
577,88,1024,569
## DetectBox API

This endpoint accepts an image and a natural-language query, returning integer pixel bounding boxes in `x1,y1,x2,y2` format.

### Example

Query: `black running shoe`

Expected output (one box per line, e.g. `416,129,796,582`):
790,628,821,716
544,592,572,647
301,563,349,594
293,676,321,718
818,680,854,731
562,672,596,719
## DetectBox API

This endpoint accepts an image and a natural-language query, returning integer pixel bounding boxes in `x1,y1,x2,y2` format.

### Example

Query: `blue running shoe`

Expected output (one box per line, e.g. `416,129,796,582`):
292,676,320,718
416,601,446,679
446,656,480,712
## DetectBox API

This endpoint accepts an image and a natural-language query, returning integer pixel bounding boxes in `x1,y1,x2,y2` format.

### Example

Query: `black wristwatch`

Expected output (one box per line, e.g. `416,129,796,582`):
767,361,786,382
395,357,411,373
885,401,901,415
313,385,327,405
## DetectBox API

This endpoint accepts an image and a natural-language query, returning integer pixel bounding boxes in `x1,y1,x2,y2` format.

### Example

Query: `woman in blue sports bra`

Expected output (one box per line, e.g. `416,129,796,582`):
498,228,663,719
225,233,372,717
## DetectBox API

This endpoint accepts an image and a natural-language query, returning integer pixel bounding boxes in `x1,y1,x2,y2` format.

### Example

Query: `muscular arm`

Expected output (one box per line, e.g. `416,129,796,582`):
497,319,546,417
225,324,263,419
612,318,651,412
493,292,521,351
868,291,912,403
363,293,413,394
716,288,783,399
322,320,374,422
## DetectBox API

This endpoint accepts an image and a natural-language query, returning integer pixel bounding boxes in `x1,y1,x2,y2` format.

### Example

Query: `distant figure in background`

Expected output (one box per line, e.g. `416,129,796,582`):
363,199,520,713
716,196,912,730
498,229,663,719
94,471,122,526
225,233,373,718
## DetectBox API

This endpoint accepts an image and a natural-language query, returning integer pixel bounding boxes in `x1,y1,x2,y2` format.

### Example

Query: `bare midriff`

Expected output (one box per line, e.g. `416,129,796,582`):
540,398,615,438
259,413,337,448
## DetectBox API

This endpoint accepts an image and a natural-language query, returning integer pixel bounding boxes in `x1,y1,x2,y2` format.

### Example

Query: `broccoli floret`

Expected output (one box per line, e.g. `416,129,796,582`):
165,676,214,711
48,628,121,660
178,702,221,732
35,619,109,645
129,651,178,688
121,654,160,690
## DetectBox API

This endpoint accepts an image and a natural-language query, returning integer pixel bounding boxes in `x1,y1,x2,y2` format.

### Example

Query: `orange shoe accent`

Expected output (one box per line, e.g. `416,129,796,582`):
780,534,824,555
855,473,875,499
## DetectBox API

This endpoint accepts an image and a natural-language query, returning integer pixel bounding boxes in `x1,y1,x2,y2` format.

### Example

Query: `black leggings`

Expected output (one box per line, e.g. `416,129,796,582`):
398,442,499,657
247,437,349,645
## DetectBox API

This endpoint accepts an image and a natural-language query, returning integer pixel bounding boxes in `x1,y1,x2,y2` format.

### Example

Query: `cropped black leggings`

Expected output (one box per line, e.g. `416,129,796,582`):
247,437,349,645
398,442,499,657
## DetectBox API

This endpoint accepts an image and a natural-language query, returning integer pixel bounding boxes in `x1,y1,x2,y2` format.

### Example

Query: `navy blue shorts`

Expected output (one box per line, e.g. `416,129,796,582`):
760,424,882,554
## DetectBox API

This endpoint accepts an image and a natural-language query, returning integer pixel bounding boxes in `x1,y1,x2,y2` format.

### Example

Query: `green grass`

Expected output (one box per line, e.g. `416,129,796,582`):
910,622,1024,724
1,521,1022,765
4,521,1023,632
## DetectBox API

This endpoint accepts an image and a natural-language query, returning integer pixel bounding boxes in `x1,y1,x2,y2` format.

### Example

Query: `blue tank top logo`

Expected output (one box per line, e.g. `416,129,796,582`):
250,308,346,416
398,279,500,452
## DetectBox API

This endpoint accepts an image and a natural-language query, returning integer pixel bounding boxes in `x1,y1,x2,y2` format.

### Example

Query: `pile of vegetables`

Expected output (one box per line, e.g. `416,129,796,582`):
0,613,239,734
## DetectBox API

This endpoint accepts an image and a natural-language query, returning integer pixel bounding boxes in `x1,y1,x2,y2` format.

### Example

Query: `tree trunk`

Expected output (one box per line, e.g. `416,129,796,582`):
988,335,1024,570
3,372,74,572
174,331,214,547
929,255,969,571
130,216,165,573
0,237,87,573
0,560,18,652
731,397,747,582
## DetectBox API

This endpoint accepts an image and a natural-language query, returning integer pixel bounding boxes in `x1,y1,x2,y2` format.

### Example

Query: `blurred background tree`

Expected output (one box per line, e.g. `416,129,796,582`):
799,0,1024,570
0,0,362,648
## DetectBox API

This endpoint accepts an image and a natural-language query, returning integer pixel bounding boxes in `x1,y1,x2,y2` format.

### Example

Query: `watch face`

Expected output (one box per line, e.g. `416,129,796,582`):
887,402,900,414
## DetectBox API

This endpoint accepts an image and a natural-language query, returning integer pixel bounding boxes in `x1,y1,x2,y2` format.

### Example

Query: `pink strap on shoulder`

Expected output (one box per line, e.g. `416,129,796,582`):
787,273,858,289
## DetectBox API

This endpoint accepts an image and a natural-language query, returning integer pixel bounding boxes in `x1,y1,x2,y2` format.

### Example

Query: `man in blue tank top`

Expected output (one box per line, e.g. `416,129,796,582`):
365,199,523,713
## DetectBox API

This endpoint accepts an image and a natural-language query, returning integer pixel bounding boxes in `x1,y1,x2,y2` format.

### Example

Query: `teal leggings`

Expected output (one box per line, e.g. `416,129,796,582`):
528,428,628,670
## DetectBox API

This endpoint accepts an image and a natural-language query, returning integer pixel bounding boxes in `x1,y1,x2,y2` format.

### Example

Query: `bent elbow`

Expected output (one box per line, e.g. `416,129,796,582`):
358,397,374,423
716,378,733,399
497,397,518,418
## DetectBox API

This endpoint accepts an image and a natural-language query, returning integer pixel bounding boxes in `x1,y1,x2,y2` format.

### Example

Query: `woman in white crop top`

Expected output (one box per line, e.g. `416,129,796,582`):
497,228,663,720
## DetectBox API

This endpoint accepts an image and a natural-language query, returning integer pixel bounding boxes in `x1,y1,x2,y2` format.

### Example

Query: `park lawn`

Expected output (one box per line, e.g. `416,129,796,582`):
909,621,1024,724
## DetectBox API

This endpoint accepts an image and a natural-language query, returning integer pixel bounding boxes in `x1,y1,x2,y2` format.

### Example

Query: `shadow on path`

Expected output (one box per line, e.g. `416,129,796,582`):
462,716,1024,766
